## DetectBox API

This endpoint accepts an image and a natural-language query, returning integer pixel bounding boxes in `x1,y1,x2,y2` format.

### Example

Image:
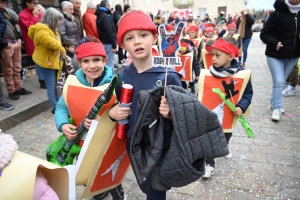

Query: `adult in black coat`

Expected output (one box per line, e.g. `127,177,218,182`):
96,0,117,71
260,0,300,122
112,4,126,65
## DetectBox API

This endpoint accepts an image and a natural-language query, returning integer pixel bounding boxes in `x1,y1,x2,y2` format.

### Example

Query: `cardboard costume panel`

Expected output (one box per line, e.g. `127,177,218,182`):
201,49,213,69
174,51,193,81
77,113,130,199
62,75,130,197
198,69,251,132
63,75,116,128
0,151,70,200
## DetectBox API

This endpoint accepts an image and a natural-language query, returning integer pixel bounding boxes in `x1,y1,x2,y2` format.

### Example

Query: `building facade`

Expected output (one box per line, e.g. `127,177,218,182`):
110,0,245,20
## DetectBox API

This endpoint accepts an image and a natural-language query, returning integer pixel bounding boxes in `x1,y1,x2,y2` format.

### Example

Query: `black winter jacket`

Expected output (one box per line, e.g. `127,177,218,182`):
96,7,116,49
236,14,255,39
260,0,300,59
130,86,228,191
112,11,121,33
0,12,8,48
58,13,79,45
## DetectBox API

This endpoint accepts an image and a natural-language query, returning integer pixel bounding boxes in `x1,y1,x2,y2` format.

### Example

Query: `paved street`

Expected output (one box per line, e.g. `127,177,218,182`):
3,32,300,199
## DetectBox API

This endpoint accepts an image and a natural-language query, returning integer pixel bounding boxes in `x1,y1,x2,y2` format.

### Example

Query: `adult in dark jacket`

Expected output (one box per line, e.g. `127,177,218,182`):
236,8,254,66
260,0,300,121
70,0,83,39
113,4,126,65
96,0,117,71
58,1,78,45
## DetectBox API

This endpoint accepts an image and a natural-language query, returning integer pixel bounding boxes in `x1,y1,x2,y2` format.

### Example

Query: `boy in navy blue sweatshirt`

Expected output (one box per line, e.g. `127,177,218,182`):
109,11,182,200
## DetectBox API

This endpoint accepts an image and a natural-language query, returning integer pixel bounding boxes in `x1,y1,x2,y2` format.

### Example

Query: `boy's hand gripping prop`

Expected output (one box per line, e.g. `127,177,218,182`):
46,75,120,166
212,88,254,138
153,22,185,97
116,84,133,139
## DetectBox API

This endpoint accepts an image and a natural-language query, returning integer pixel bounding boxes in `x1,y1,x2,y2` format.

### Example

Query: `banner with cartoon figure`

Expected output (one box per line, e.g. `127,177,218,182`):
154,22,193,81
198,69,251,132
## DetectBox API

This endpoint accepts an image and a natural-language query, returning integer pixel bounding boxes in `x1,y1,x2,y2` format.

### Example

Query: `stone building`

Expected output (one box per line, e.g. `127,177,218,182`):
110,0,246,20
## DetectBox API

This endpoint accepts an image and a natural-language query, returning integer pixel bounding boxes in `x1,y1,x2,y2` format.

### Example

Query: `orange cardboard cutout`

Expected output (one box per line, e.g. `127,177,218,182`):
198,69,251,132
62,75,130,198
174,51,193,81
201,49,213,69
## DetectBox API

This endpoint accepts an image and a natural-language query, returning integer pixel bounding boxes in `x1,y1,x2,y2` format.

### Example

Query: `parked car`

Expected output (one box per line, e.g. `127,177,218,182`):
252,23,263,32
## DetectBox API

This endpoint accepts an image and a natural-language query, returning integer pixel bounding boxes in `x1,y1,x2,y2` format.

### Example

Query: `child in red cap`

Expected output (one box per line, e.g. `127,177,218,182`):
202,37,253,178
55,37,126,200
109,10,182,199
218,23,241,54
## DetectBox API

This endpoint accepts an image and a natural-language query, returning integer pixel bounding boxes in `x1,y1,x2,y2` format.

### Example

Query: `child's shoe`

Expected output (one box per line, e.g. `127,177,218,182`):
202,164,214,178
191,87,195,94
0,102,14,111
282,85,296,97
224,150,232,159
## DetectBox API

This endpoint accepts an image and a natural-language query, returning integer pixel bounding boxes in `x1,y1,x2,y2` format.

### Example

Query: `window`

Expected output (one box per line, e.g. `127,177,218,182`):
218,6,227,15
162,0,169,2
162,11,169,18
198,8,207,20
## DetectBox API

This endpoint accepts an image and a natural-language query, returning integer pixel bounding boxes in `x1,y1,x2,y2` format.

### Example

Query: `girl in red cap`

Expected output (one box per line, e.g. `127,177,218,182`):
55,37,126,200
109,10,182,200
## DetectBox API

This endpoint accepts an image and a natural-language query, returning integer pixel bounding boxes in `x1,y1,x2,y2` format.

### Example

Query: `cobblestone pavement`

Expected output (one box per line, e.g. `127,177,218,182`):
4,33,300,200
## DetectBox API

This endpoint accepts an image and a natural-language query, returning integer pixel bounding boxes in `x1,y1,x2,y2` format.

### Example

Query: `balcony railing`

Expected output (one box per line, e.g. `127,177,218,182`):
173,0,193,6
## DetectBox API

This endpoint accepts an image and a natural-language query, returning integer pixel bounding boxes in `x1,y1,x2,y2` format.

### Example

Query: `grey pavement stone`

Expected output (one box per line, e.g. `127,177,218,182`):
267,154,294,165
224,191,255,200
280,189,300,200
281,177,300,190
243,153,267,163
250,162,276,174
276,166,300,179
3,33,300,199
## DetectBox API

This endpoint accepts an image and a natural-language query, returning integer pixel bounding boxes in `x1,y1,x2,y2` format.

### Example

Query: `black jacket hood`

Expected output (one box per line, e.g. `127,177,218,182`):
95,6,112,16
274,0,290,13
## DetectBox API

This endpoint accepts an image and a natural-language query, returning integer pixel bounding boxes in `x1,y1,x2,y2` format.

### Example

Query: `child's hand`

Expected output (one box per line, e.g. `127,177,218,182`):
233,107,243,116
195,76,199,80
109,104,131,121
84,118,92,129
159,96,172,119
62,124,77,140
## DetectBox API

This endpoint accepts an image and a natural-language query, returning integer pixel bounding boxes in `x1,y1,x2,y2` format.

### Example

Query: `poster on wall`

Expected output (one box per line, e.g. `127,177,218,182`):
172,9,191,20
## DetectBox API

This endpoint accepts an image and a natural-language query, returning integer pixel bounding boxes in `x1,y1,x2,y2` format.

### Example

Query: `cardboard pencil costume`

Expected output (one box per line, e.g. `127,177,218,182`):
198,39,253,137
155,22,194,82
46,42,130,198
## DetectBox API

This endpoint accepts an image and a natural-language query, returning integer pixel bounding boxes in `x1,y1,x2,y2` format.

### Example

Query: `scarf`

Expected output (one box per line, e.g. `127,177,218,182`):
63,12,74,21
237,15,246,38
285,0,300,13
210,60,244,78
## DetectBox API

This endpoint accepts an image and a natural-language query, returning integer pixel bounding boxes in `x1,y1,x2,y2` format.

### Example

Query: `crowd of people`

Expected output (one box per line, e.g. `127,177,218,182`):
0,0,300,199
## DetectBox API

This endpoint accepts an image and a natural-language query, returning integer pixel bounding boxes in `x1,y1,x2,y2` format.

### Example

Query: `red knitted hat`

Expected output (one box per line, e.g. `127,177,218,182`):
187,25,198,32
117,11,158,46
76,42,107,60
212,39,239,57
206,27,215,34
227,23,236,30
166,24,173,31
